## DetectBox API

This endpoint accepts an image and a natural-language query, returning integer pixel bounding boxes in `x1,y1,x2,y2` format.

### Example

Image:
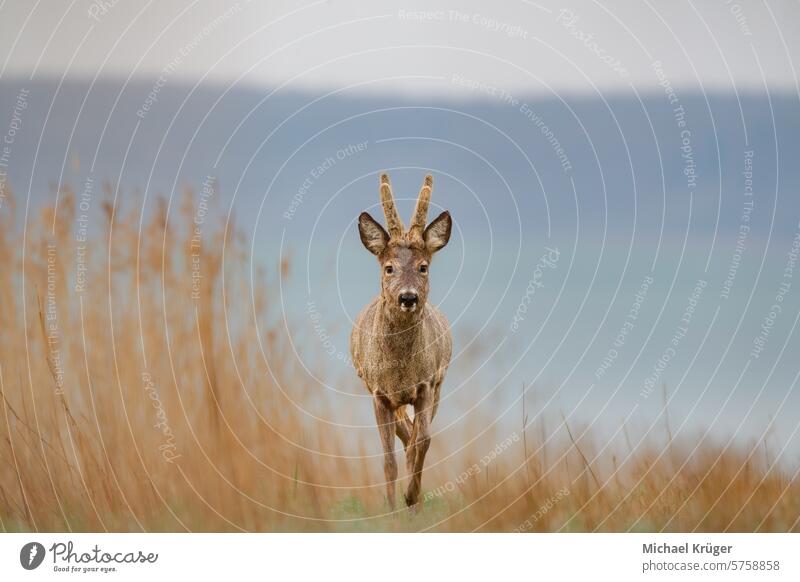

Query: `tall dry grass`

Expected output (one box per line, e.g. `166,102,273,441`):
0,184,798,532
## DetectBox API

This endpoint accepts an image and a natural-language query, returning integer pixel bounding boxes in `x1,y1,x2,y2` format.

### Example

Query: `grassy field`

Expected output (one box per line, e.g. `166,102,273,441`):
0,185,798,532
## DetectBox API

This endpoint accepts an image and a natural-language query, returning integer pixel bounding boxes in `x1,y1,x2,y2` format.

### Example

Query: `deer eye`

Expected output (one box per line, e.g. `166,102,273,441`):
384,265,394,275
419,264,428,274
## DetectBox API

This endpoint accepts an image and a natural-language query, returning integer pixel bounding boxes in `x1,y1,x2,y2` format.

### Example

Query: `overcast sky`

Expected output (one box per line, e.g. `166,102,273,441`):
1,0,798,97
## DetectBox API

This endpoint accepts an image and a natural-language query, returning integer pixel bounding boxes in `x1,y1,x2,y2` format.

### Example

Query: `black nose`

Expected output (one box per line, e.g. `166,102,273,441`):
399,292,418,307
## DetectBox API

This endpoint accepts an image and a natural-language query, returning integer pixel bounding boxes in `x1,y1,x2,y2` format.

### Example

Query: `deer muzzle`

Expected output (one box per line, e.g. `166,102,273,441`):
398,291,419,311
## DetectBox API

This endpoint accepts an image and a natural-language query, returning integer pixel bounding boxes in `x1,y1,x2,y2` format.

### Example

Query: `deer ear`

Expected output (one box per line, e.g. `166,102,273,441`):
423,211,452,253
358,212,389,255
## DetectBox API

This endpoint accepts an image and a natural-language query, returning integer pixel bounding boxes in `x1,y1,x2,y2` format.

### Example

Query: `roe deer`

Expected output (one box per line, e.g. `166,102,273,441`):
350,173,453,511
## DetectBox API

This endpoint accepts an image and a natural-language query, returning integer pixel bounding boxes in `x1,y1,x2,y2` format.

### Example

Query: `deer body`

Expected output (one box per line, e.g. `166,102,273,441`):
350,173,453,510
352,298,451,410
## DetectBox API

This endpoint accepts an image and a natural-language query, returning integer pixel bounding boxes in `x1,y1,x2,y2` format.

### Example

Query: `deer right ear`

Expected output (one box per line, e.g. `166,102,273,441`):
358,212,389,255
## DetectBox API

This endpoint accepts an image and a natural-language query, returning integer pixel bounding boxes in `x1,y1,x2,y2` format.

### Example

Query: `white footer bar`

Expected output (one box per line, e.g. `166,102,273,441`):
1,533,797,581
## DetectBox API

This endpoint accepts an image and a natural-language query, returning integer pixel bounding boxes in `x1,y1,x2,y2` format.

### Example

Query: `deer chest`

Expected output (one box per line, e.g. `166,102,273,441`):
360,341,435,405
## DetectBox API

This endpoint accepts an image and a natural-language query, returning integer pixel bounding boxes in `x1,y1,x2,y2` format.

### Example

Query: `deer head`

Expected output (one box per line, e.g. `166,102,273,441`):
358,173,452,316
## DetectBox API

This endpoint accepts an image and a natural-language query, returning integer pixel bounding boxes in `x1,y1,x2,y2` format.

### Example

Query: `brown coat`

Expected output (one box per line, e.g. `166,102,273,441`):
351,296,451,416
350,173,453,510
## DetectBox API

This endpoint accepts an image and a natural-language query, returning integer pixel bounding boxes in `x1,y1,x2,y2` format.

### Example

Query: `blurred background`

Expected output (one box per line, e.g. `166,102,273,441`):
1,0,800,531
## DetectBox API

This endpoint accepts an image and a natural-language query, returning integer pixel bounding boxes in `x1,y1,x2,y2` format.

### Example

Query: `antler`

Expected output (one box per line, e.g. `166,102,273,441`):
408,174,432,241
379,173,404,237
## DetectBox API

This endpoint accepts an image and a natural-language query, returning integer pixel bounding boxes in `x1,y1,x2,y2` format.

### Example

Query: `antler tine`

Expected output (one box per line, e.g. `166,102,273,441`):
408,174,433,239
379,173,404,237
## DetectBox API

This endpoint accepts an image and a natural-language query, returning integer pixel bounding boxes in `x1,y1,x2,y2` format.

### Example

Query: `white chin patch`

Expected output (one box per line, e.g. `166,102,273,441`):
400,304,417,313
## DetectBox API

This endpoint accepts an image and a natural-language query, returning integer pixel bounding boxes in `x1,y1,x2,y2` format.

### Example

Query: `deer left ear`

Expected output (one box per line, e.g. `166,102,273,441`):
358,212,389,255
423,211,452,253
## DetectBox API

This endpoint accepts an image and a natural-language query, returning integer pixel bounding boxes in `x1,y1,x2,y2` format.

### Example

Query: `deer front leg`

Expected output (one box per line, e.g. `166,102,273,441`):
373,396,398,511
404,382,433,509
395,406,413,456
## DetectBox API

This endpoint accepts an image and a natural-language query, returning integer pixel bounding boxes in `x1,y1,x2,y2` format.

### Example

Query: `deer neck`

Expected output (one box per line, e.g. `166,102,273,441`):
378,296,424,337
